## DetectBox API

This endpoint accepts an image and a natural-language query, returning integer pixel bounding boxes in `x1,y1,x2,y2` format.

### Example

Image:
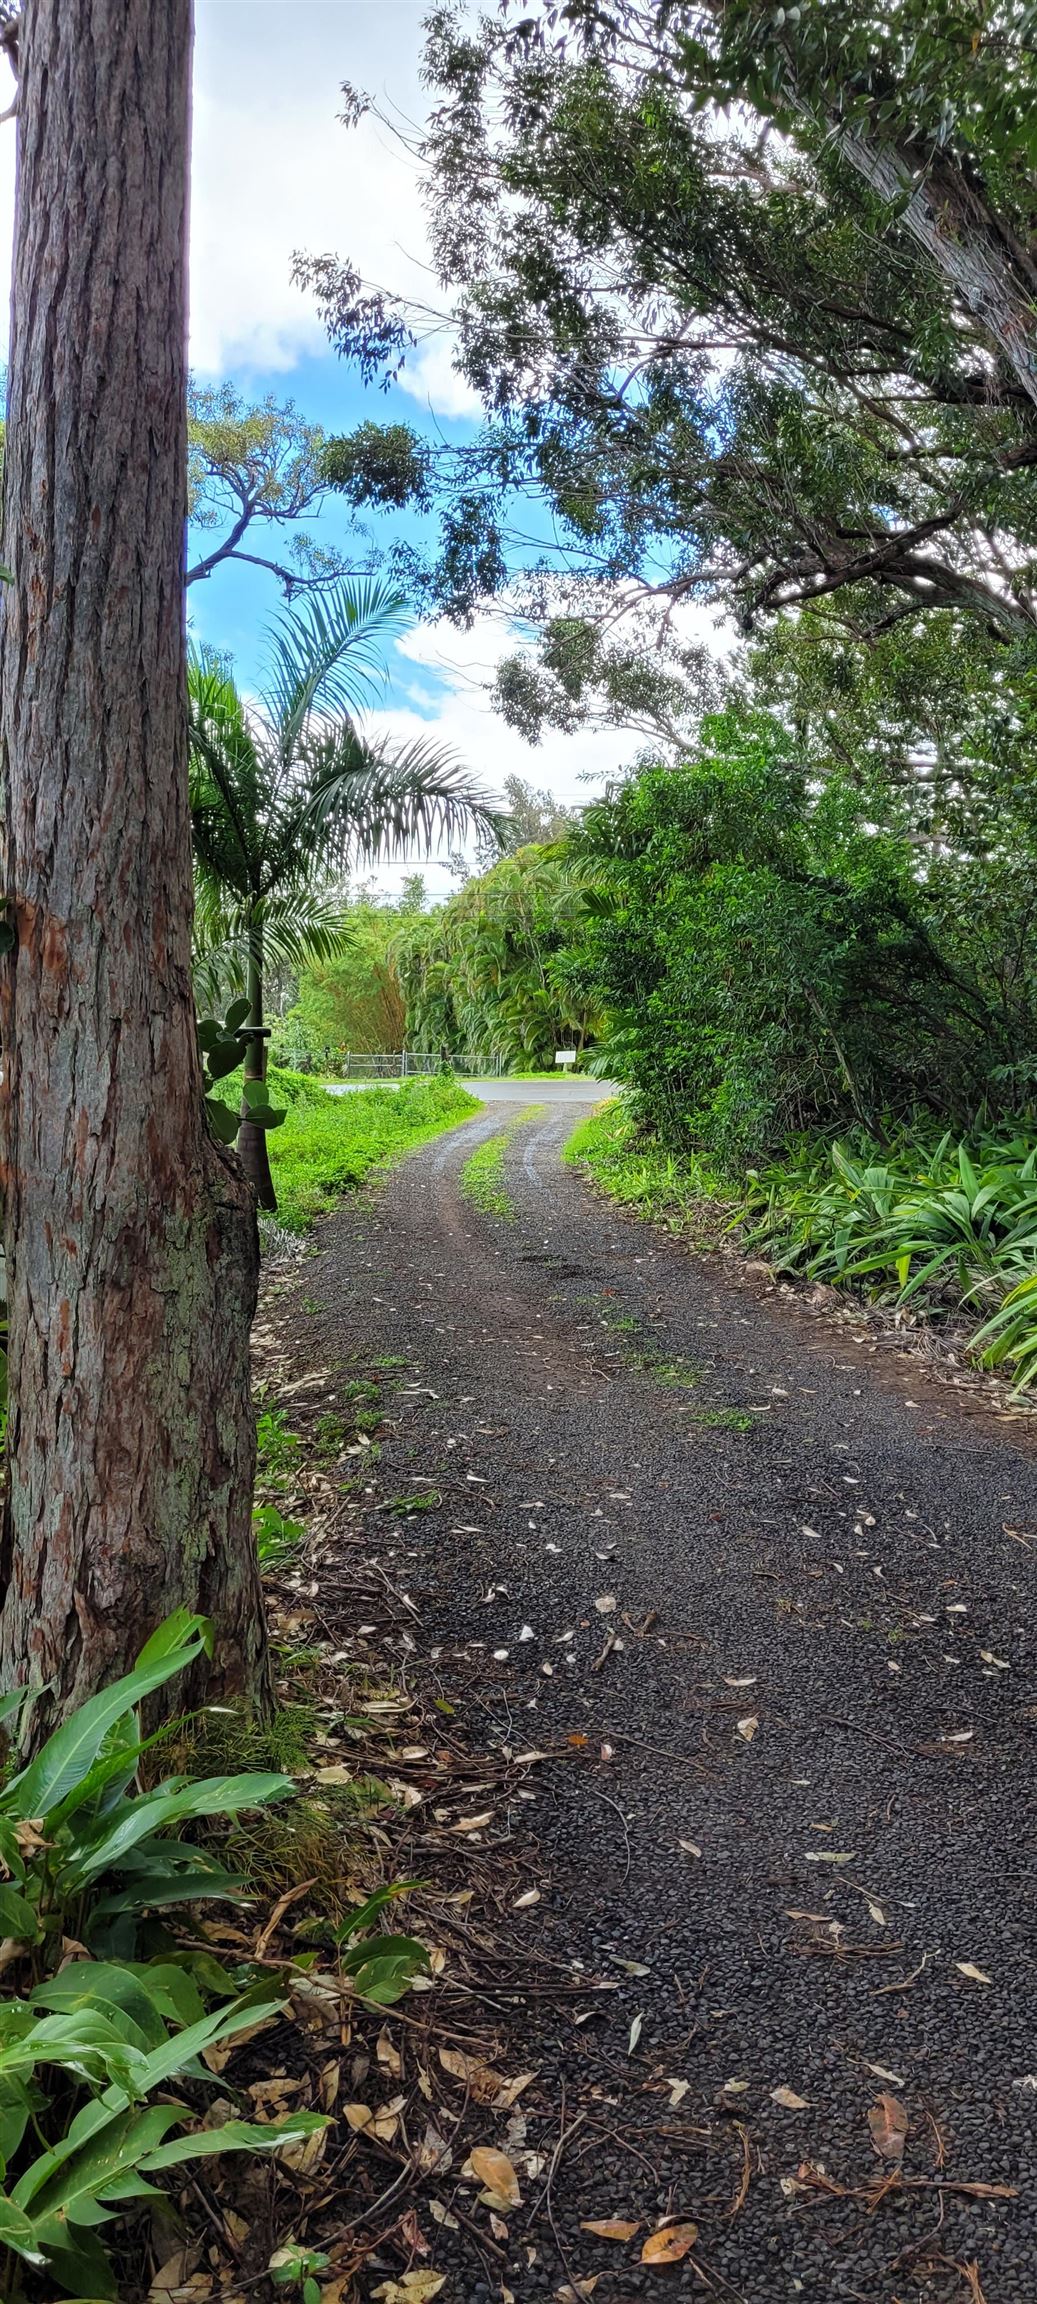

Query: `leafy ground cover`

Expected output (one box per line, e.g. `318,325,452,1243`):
567,1102,1037,1391
212,1071,479,1232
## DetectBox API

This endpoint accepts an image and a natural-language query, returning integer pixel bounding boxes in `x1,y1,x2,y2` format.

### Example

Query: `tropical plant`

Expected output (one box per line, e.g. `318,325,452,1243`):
394,844,600,1069
189,576,498,1206
0,1609,292,1961
0,1610,327,2297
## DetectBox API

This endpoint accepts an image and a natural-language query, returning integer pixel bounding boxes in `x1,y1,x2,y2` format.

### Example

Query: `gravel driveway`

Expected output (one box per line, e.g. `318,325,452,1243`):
290,1094,1037,2304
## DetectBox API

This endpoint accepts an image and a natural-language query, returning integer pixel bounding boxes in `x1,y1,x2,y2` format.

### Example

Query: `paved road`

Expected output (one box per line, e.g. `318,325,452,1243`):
285,1094,1037,2303
325,1073,615,1101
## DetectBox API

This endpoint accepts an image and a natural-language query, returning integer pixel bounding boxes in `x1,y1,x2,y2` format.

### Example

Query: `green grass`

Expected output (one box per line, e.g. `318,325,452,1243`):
461,1131,515,1220
566,1101,1037,1393
460,1104,546,1222
685,1406,755,1432
564,1102,726,1230
214,1073,480,1233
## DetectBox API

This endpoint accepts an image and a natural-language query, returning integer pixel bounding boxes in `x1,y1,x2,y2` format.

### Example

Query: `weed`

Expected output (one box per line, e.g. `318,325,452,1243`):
625,1346,699,1388
386,1489,442,1514
253,1502,306,1566
256,1406,303,1488
685,1406,754,1430
604,1312,638,1332
461,1131,515,1220
313,1409,351,1458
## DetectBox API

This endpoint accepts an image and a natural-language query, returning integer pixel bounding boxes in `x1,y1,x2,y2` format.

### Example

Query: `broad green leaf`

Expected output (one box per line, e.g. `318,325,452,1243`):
0,2190,46,2265
69,1771,293,1882
139,2112,330,2171
3,1632,207,1817
334,1880,424,1942
205,1095,240,1144
135,1611,213,1671
0,1884,37,1939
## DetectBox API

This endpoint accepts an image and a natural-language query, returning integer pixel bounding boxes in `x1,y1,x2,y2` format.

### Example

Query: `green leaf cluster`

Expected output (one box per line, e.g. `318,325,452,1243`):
0,1612,326,2298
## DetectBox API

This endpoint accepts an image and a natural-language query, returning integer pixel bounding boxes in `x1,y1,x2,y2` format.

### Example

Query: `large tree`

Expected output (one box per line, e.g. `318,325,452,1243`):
0,0,267,1713
306,1,1037,734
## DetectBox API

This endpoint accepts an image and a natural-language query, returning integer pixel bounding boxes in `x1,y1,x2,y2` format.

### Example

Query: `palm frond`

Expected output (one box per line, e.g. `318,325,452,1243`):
300,729,504,867
192,884,352,1009
262,576,411,761
188,652,267,894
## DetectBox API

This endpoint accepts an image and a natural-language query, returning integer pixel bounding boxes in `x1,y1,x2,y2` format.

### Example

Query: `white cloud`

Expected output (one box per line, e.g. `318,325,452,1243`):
374,607,636,814
397,335,484,422
189,3,432,378
0,5,461,404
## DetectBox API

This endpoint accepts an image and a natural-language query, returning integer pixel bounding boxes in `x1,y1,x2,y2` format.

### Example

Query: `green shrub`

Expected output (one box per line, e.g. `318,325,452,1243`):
0,1612,326,2298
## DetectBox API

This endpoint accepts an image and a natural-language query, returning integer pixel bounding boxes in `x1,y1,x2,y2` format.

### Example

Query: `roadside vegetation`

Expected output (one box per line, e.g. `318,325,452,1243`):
210,1068,479,1233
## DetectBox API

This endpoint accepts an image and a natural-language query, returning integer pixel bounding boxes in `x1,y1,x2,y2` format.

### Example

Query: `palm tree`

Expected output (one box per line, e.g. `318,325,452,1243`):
189,577,499,1209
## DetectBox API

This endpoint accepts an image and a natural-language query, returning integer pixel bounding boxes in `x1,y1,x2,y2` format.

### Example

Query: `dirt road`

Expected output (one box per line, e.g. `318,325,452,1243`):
282,1096,1037,2304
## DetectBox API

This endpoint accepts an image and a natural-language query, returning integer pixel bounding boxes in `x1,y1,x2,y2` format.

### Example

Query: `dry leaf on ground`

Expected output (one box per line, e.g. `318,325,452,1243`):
771,2086,810,2110
579,2219,641,2241
467,2145,521,2207
641,2222,698,2264
868,2091,909,2165
956,1961,993,1985
372,2277,447,2304
736,1715,758,1742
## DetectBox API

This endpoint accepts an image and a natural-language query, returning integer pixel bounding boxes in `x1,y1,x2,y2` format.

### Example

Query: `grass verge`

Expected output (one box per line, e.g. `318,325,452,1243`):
563,1101,728,1234
215,1070,480,1232
566,1100,1037,1392
460,1131,515,1220
460,1104,547,1221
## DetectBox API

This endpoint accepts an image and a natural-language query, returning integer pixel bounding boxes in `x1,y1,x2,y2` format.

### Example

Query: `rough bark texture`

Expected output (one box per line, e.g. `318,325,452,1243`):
0,0,269,1714
839,132,1037,416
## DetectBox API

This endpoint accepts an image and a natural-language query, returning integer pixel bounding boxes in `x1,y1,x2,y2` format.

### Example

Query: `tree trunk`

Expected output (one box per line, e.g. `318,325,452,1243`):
238,929,277,1212
837,130,1037,418
0,0,270,1716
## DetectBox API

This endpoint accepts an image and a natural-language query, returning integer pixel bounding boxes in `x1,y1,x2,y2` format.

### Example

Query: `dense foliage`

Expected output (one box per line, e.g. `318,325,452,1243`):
394,846,600,1069
572,711,1037,1163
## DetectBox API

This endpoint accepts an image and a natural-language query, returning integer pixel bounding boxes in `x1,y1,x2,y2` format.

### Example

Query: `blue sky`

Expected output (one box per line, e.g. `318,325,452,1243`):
0,1,638,889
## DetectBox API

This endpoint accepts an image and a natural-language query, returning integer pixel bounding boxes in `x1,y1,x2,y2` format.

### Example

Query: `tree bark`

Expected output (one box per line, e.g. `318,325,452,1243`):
837,132,1037,419
0,0,270,1716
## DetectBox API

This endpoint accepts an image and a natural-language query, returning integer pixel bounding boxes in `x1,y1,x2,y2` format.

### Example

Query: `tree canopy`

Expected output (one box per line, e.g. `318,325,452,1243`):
308,0,1037,749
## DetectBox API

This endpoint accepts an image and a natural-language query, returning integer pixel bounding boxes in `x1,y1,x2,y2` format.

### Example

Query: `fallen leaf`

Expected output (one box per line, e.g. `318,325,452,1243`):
371,2278,447,2304
450,1811,494,1835
868,2091,909,2165
439,2047,502,2102
494,2070,538,2109
955,1961,993,1985
667,2078,690,2108
344,2103,373,2132
804,1850,856,1864
865,2063,905,2087
628,2013,643,2054
640,2223,698,2265
771,2086,810,2110
467,2145,521,2208
513,1889,541,1910
376,2027,402,2076
580,2220,641,2242
594,1594,617,1614
678,1839,701,1858
724,1675,757,1687
736,1715,758,1742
